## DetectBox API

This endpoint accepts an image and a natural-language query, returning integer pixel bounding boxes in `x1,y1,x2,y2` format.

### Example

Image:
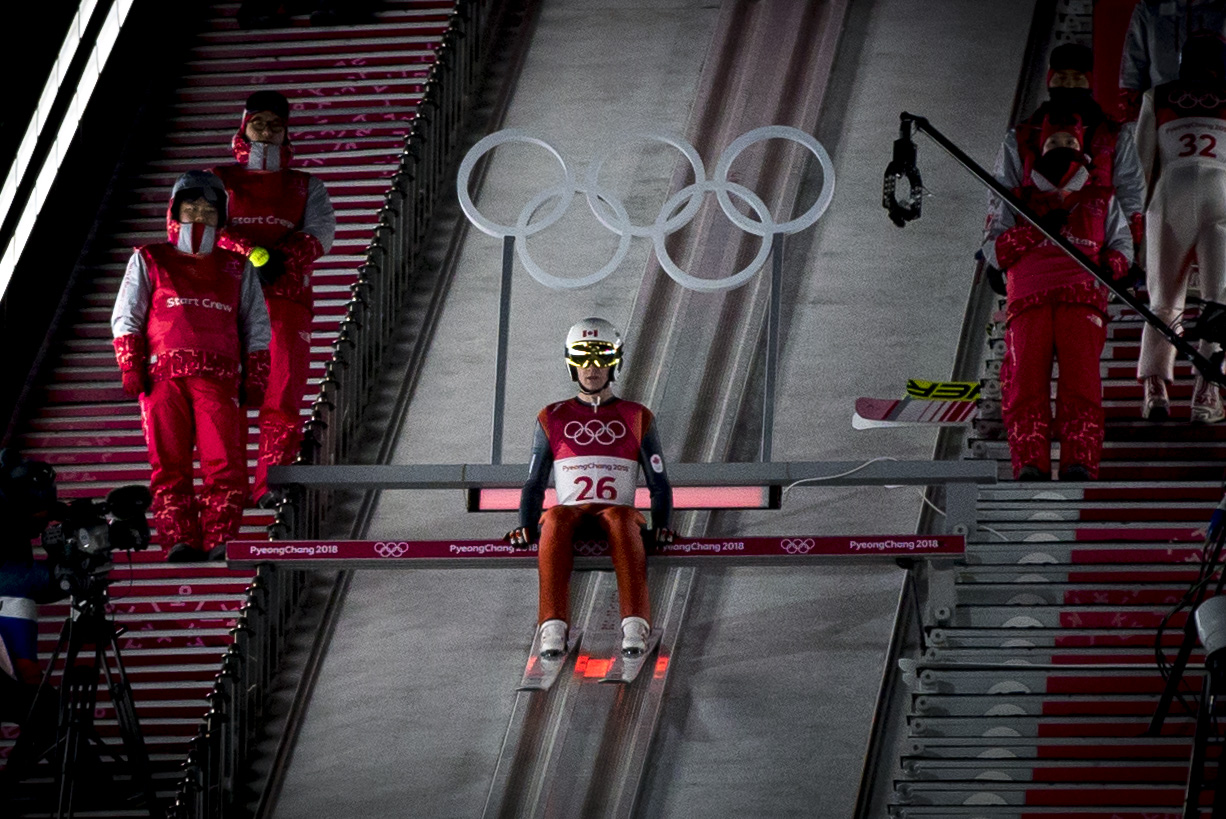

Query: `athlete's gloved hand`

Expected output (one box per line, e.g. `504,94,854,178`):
1129,212,1145,249
506,526,534,549
253,248,288,286
651,528,675,550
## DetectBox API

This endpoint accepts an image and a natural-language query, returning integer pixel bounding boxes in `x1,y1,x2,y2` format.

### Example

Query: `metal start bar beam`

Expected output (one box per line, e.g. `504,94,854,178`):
268,460,997,490
226,534,964,569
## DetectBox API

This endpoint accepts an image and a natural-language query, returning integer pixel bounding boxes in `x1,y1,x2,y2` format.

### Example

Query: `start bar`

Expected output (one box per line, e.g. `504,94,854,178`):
226,534,963,568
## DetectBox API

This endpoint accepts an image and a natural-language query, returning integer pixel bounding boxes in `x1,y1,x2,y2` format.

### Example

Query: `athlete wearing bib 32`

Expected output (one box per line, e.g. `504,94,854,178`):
508,318,673,658
1136,33,1226,422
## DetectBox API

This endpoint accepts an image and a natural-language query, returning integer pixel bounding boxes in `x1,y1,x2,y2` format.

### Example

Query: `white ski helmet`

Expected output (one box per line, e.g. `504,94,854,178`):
564,317,623,382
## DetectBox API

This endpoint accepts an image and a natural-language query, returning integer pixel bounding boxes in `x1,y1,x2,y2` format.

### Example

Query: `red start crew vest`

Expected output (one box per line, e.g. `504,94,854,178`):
1006,177,1113,311
538,398,655,507
212,164,310,248
1152,80,1226,170
141,243,248,364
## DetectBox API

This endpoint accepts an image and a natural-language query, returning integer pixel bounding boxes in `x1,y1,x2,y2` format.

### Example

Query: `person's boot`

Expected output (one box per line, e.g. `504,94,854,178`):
621,616,650,656
166,543,207,563
1142,375,1170,421
538,619,567,658
1191,375,1226,423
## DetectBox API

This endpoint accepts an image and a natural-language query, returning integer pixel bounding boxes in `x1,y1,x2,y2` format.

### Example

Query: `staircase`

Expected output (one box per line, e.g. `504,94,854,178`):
0,0,456,812
888,299,1226,817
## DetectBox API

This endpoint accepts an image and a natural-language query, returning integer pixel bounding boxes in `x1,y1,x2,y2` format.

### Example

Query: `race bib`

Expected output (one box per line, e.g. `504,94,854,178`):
553,455,639,506
1158,117,1226,166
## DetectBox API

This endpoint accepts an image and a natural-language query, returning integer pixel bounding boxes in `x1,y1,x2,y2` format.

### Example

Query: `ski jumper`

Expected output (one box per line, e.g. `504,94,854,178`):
983,166,1133,479
1118,0,1226,121
112,208,271,554
1135,79,1226,381
519,398,672,625
212,128,334,502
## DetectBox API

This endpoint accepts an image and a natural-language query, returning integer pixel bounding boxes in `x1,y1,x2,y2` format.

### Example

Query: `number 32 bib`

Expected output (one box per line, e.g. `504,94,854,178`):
539,399,655,507
1154,82,1226,170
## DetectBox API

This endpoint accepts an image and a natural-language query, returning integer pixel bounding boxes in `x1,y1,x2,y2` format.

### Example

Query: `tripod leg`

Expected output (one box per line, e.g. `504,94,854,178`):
57,625,103,819
102,630,163,819
4,616,71,786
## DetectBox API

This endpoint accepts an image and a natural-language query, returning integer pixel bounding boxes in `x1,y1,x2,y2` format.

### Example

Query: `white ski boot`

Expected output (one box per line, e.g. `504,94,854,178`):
1191,375,1226,423
621,616,650,656
1142,375,1169,421
537,619,567,658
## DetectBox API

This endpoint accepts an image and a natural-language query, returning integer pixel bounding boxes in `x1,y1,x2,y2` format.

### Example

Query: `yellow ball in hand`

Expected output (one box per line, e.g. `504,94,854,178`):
249,247,270,267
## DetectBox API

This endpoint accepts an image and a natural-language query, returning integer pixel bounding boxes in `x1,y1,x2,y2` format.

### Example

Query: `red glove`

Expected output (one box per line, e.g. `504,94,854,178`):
1102,249,1131,281
112,334,148,398
242,349,271,407
1117,88,1143,123
994,223,1044,271
1129,212,1145,249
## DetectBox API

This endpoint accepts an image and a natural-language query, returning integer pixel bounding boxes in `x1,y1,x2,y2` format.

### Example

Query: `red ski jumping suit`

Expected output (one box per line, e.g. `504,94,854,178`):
519,398,672,625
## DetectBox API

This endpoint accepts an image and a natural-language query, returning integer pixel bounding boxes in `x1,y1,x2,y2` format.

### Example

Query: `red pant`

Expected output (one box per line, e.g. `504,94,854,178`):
140,376,246,552
253,297,312,500
1001,301,1107,478
537,504,649,625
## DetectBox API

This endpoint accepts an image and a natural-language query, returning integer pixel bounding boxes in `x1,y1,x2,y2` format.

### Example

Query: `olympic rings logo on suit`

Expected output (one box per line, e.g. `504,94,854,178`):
563,419,626,445
456,126,835,292
374,542,410,558
780,538,815,555
1169,91,1226,109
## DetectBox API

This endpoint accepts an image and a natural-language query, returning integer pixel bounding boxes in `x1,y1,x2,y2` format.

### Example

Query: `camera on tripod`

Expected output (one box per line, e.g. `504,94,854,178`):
41,485,153,602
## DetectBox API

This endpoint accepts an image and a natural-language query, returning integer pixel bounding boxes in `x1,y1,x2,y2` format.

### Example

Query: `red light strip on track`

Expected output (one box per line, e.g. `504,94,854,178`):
469,486,778,511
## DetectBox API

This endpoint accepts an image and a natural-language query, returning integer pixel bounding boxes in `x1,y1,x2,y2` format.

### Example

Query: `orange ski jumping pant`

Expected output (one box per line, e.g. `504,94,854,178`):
536,503,649,625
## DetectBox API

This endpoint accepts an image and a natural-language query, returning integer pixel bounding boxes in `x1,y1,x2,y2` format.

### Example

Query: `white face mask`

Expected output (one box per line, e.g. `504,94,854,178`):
178,222,216,255
247,141,281,172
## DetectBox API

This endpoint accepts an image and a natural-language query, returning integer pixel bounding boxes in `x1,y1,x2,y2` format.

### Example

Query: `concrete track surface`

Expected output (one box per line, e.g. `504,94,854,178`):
274,1,1035,816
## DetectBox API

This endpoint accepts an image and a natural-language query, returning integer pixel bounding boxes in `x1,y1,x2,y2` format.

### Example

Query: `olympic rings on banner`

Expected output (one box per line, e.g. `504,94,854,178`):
780,538,816,555
455,126,835,292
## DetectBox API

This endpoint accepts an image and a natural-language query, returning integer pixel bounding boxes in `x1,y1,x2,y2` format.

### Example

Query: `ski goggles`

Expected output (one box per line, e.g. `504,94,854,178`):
566,341,621,369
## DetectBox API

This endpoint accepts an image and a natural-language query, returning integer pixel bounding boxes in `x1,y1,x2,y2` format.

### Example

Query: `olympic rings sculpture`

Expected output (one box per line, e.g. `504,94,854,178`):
563,419,626,445
456,126,835,292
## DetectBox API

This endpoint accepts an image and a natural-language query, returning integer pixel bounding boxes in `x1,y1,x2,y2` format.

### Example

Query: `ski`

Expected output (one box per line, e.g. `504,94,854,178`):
905,378,981,401
853,396,978,429
516,629,582,692
598,630,663,685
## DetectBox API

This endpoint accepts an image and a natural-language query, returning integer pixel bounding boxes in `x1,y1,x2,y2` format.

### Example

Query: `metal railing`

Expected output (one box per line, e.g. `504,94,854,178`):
168,2,508,815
